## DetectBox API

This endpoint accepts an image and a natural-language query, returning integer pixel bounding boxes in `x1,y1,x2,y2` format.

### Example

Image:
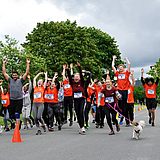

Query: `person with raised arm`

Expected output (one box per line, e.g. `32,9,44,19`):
22,75,33,129
126,70,135,124
33,72,47,135
2,57,30,129
66,62,86,135
141,68,159,126
62,64,73,126
112,56,131,126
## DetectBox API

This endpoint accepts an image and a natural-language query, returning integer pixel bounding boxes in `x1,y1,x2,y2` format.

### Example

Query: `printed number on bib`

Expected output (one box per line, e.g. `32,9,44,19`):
148,89,154,95
34,92,42,99
45,94,54,100
64,84,71,89
105,97,114,103
118,74,125,80
1,100,7,105
74,92,82,98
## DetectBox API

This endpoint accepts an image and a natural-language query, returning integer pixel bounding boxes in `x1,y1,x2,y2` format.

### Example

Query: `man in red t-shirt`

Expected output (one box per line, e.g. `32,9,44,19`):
112,55,131,126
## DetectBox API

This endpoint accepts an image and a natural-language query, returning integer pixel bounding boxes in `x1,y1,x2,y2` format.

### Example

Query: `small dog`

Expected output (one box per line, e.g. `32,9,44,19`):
132,120,145,140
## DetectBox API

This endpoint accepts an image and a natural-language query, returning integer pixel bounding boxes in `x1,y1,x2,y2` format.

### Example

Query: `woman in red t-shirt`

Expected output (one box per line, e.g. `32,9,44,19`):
141,68,159,126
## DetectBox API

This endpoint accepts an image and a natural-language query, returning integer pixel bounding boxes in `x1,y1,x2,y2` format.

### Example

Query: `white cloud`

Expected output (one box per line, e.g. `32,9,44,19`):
0,0,80,42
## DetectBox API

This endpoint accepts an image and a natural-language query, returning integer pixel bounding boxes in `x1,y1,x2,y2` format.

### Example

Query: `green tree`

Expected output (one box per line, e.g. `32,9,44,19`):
148,58,160,102
0,35,46,80
22,20,122,78
134,86,145,103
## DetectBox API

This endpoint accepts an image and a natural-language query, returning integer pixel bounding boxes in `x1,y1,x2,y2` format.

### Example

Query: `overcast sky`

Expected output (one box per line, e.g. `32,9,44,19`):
0,0,160,78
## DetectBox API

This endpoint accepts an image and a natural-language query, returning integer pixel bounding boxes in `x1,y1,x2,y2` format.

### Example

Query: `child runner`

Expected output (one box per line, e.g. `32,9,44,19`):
22,75,33,129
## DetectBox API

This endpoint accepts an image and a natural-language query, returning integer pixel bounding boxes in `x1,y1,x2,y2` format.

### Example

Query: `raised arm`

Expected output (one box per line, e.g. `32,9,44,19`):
33,72,43,88
44,72,48,88
0,80,3,94
125,57,131,72
130,70,135,86
77,62,84,83
141,68,145,85
22,59,30,81
70,63,74,76
62,64,67,81
52,72,58,84
27,75,32,94
66,68,72,85
106,69,111,81
112,55,117,74
2,58,9,81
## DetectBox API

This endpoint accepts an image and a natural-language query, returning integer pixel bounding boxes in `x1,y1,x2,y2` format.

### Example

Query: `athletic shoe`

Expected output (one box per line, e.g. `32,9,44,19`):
48,127,54,132
69,121,73,126
79,127,86,135
42,125,46,132
5,127,10,132
116,125,120,132
96,123,99,128
58,125,62,131
108,130,115,135
100,125,104,128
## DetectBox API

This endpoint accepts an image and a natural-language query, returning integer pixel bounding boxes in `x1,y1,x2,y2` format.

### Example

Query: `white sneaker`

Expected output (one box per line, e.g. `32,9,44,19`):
79,127,86,135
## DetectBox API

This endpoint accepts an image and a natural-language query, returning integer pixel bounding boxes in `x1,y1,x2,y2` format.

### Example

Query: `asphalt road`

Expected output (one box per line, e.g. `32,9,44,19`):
0,106,160,160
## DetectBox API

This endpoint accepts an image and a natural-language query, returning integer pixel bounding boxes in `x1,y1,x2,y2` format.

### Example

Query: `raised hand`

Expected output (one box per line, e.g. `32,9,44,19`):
26,59,30,64
112,55,117,60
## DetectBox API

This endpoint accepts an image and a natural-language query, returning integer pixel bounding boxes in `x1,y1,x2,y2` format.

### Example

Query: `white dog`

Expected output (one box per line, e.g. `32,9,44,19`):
132,120,145,140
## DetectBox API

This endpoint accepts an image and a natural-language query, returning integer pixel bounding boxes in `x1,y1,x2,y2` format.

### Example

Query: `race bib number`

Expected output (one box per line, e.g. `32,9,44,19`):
74,92,82,98
34,92,42,99
105,97,114,103
1,100,7,105
44,94,54,100
148,89,154,95
118,74,125,80
64,84,71,89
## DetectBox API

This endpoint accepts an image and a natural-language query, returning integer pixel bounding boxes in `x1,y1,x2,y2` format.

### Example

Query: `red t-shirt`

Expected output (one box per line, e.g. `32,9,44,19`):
127,86,134,103
143,83,157,99
115,70,130,90
62,80,73,97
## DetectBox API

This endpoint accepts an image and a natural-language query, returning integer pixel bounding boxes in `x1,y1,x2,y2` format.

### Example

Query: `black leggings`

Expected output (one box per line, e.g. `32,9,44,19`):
126,103,134,123
95,105,105,126
104,105,118,131
118,90,128,123
42,102,49,127
74,98,85,128
84,101,91,126
64,96,73,122
48,103,61,127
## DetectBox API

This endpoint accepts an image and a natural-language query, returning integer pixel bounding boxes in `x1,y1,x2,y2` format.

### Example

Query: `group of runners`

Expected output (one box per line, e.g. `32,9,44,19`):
0,56,159,135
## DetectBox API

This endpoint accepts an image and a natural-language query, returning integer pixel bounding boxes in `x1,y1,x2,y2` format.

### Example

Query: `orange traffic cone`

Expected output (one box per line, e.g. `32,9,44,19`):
12,122,23,143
